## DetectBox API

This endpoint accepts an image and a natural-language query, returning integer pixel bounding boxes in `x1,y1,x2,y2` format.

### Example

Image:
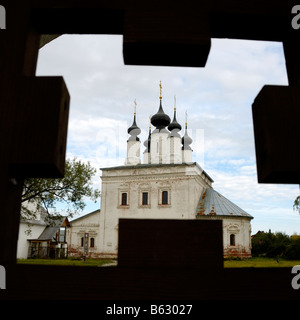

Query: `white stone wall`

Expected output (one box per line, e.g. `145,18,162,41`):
17,223,46,259
170,136,182,164
223,216,252,257
99,163,212,257
196,215,252,257
150,131,170,164
68,210,101,258
17,201,48,259
182,149,193,163
125,140,141,165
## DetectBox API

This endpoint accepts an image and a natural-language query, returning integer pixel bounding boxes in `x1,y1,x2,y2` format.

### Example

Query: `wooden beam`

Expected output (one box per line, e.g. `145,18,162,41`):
283,38,300,86
30,7,124,35
252,85,300,183
1,0,300,300
10,76,70,178
123,6,211,67
0,2,39,266
118,219,223,270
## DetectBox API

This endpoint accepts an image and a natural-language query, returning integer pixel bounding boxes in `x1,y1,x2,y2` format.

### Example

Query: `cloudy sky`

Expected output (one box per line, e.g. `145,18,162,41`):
36,34,300,235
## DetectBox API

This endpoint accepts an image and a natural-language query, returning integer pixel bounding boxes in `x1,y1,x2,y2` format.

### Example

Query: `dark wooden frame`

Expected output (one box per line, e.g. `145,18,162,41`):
0,0,299,300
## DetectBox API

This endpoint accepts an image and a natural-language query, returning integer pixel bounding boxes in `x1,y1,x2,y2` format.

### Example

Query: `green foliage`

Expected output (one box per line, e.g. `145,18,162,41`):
285,238,300,260
252,231,300,260
22,158,100,219
294,195,300,213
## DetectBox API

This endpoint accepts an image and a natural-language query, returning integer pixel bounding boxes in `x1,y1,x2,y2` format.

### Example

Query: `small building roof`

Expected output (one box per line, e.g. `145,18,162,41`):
70,209,100,223
196,188,253,219
36,217,70,242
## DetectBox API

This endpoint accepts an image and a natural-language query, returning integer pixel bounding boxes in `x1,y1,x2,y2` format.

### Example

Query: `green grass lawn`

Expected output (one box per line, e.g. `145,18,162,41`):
224,257,300,268
18,257,300,268
17,258,116,267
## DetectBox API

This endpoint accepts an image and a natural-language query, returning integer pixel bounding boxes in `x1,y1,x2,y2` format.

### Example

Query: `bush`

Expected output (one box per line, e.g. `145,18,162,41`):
251,231,298,259
285,238,300,260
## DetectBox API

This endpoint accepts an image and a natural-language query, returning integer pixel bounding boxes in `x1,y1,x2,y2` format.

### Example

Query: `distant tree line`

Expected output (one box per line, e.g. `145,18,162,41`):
252,231,300,260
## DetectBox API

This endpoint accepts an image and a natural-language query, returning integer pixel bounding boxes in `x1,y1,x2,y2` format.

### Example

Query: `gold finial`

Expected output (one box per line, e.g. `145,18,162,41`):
174,95,176,111
159,81,162,100
134,99,137,115
185,110,188,127
149,115,152,129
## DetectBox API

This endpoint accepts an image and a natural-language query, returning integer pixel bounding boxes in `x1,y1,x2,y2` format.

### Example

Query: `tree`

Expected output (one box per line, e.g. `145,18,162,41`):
21,158,100,220
252,231,291,258
294,195,300,213
293,184,300,213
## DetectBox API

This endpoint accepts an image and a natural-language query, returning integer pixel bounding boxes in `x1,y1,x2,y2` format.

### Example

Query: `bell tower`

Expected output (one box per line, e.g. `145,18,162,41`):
150,81,171,164
125,100,141,165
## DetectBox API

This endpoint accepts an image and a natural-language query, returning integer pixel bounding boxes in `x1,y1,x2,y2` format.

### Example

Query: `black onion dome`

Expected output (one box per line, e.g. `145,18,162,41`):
168,109,182,132
182,125,193,150
128,115,141,135
151,100,171,131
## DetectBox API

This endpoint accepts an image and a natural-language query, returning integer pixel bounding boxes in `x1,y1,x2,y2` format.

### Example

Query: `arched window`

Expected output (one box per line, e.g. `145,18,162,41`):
230,234,236,246
81,237,84,247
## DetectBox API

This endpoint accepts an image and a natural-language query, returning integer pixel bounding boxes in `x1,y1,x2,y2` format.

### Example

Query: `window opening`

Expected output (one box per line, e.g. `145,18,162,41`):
230,234,235,246
121,192,128,206
162,191,168,205
90,237,95,248
142,192,148,205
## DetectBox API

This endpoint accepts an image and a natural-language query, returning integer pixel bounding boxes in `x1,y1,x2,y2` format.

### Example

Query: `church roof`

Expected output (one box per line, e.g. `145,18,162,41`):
196,188,253,219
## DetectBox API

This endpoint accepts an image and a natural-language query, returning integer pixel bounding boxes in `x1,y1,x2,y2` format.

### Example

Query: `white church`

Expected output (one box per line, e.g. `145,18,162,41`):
69,83,253,259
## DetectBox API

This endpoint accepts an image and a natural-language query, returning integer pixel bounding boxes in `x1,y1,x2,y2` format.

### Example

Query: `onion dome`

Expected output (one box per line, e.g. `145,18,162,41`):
128,114,141,136
168,110,181,132
168,95,182,132
182,129,193,149
151,82,170,131
182,111,193,150
128,100,141,141
168,108,182,138
151,100,171,130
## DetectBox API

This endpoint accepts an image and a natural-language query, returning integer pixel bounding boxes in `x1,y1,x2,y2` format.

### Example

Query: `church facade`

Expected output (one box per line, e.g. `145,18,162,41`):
69,84,253,258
